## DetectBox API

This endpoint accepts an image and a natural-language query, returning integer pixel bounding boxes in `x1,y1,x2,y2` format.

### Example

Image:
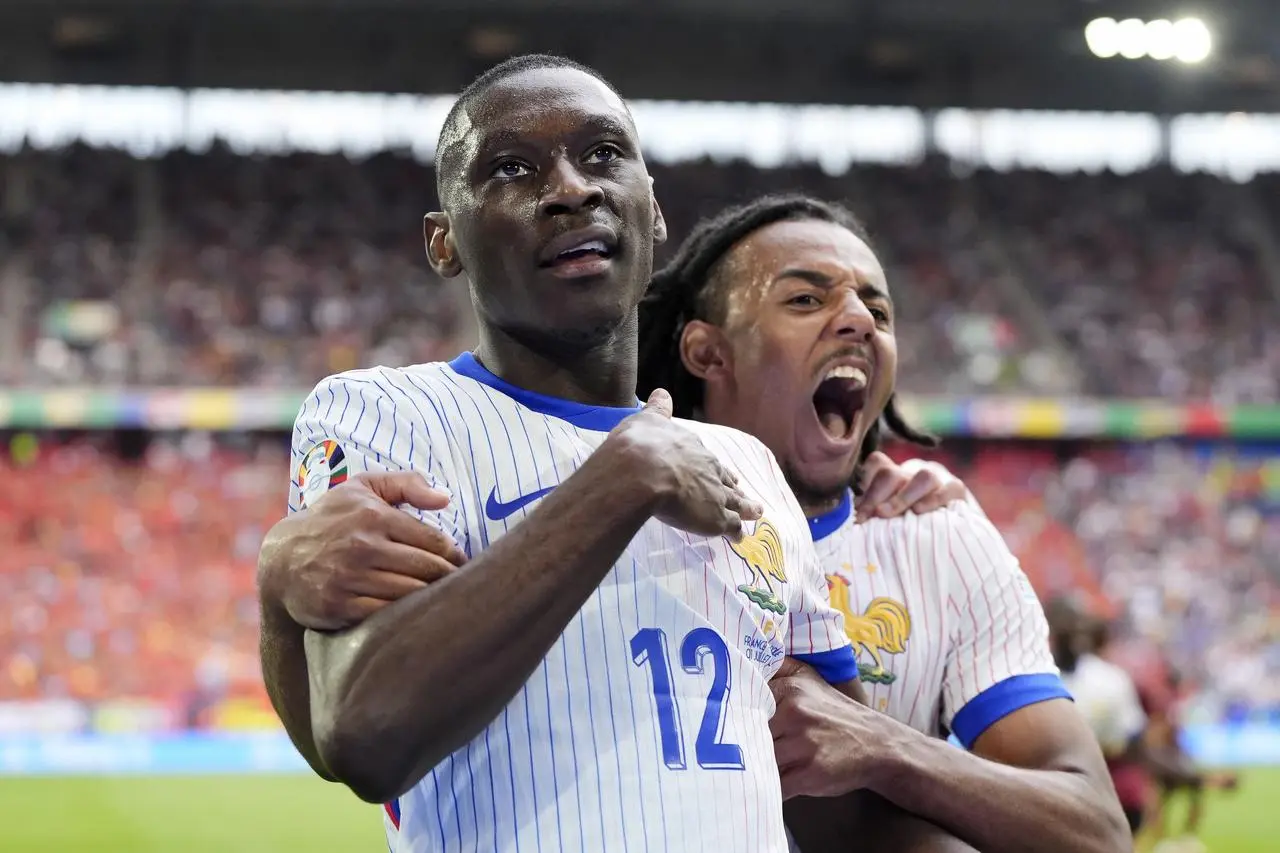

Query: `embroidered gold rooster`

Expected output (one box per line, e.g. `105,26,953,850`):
729,518,788,615
827,575,911,685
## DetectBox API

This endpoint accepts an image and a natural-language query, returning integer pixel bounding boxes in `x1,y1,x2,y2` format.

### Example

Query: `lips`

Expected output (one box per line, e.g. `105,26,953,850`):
538,225,619,268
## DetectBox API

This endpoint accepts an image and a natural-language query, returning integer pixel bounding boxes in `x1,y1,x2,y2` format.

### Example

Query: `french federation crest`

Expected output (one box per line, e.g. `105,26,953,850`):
297,439,349,508
730,518,789,616
827,576,911,686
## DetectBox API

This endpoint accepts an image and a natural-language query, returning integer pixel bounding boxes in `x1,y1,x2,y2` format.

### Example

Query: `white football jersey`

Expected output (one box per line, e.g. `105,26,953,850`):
811,492,1070,748
1059,654,1147,758
288,352,858,853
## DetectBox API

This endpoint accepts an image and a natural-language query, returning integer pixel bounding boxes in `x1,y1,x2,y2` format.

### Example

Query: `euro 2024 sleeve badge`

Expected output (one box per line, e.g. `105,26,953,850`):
296,439,349,509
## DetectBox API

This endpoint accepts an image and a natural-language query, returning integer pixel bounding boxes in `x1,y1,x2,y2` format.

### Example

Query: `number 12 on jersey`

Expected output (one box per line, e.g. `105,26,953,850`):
630,627,746,771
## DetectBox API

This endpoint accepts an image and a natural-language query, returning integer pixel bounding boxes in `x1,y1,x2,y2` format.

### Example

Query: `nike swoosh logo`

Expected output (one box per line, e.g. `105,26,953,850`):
485,485,557,521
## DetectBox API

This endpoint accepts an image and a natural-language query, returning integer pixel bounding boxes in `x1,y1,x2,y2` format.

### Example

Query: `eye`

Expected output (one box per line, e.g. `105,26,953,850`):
585,144,623,164
869,306,892,324
787,293,821,308
491,160,531,179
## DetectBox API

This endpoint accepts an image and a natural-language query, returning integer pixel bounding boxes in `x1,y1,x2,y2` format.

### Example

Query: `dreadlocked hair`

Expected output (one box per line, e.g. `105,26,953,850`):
637,193,938,487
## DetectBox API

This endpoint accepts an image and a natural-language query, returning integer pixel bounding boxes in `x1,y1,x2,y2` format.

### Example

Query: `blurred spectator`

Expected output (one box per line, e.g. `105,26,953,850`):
0,144,1276,729
4,146,1278,399
0,435,1275,726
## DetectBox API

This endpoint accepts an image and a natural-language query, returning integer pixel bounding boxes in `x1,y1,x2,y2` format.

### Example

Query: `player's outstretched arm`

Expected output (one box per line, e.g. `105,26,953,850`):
773,505,1131,853
774,665,1128,853
300,388,761,804
258,472,466,782
865,697,1130,853
786,790,979,852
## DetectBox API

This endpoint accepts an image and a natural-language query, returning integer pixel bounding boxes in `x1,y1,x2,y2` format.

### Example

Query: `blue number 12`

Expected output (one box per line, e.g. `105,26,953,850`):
630,627,746,771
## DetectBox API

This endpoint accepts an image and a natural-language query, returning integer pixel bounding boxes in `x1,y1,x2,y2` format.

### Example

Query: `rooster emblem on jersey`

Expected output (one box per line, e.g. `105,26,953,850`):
827,575,911,685
730,518,789,615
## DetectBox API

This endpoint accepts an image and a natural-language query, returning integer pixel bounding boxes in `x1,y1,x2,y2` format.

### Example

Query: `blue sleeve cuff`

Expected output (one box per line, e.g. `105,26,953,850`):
950,673,1073,749
793,646,861,685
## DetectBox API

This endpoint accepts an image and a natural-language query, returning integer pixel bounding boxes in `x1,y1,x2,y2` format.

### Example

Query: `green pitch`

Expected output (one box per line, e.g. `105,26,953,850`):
4,775,382,852
4,769,1278,852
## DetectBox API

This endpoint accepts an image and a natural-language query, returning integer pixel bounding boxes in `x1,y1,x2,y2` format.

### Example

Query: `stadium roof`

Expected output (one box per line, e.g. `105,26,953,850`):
1,0,1278,112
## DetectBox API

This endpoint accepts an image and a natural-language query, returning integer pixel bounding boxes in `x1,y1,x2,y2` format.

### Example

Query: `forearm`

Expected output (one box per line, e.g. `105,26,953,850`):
306,454,654,802
786,791,977,852
258,596,334,781
870,727,1128,853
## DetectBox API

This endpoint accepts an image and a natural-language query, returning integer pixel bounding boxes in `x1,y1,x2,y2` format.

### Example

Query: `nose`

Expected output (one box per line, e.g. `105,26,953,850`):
830,288,876,343
538,158,604,217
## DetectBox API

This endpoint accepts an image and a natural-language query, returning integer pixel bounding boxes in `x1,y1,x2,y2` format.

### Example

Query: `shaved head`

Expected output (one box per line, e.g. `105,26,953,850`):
434,53,628,206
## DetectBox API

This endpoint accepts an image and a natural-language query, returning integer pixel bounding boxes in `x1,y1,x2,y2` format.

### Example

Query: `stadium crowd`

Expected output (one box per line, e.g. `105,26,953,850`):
0,435,1275,729
3,144,1279,400
0,143,1276,731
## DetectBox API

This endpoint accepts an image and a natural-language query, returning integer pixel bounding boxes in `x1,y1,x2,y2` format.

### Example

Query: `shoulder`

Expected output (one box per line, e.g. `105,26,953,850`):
912,501,1018,574
307,362,456,398
677,419,792,492
300,363,466,420
672,419,785,474
852,500,1005,556
671,418,764,452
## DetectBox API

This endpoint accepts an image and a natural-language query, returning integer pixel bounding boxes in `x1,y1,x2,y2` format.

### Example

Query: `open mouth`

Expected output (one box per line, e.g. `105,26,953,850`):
812,364,869,442
542,238,616,268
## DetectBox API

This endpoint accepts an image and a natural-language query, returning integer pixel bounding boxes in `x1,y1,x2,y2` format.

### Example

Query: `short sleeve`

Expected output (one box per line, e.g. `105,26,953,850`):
937,503,1072,748
288,371,468,549
752,444,859,684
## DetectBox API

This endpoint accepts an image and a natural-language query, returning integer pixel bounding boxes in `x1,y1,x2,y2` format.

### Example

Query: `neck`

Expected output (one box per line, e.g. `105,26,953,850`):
800,493,846,519
473,314,640,408
775,457,852,521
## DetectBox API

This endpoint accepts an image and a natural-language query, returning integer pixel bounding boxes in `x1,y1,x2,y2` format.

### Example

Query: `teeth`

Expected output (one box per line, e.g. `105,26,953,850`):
824,365,867,386
559,239,608,257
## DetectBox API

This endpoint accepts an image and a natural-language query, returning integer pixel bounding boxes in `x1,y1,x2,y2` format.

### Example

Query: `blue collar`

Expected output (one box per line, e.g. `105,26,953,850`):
448,351,642,432
808,489,853,542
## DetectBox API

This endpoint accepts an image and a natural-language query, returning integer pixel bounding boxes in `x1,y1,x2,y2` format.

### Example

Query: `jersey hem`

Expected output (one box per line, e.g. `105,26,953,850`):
793,646,861,685
950,672,1072,749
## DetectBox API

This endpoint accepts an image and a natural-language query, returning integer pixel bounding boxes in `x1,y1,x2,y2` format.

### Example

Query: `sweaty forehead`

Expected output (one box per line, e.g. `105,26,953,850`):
457,68,633,155
712,218,886,328
736,219,883,283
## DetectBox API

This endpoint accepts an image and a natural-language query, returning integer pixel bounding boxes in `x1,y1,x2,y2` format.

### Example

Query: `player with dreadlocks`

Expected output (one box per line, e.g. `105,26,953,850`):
637,194,1131,853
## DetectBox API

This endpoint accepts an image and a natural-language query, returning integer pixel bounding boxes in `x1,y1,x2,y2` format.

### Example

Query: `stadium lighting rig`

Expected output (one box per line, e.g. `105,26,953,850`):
1084,16,1212,64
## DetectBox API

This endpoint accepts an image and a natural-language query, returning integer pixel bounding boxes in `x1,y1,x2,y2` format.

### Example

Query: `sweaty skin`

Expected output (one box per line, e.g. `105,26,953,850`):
684,219,896,513
683,217,1131,853
266,67,769,804
260,64,977,851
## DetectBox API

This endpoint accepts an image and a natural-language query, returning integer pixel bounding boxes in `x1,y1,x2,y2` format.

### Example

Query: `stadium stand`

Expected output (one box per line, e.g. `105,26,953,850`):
0,144,1276,731
5,146,1280,399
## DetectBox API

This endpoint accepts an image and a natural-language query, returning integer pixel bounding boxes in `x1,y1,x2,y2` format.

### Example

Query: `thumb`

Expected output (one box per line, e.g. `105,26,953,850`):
772,656,814,682
355,471,451,511
644,387,673,419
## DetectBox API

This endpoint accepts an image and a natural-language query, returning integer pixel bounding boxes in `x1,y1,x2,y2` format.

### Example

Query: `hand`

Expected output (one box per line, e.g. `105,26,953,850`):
607,388,763,540
770,657,898,799
856,452,968,523
258,471,468,631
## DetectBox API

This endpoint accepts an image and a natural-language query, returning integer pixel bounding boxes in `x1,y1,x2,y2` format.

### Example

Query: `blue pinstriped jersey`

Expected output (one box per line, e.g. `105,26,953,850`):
288,353,858,853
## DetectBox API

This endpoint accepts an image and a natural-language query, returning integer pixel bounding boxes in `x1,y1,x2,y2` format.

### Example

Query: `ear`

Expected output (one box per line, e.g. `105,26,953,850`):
649,176,668,246
424,212,463,278
679,319,732,383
